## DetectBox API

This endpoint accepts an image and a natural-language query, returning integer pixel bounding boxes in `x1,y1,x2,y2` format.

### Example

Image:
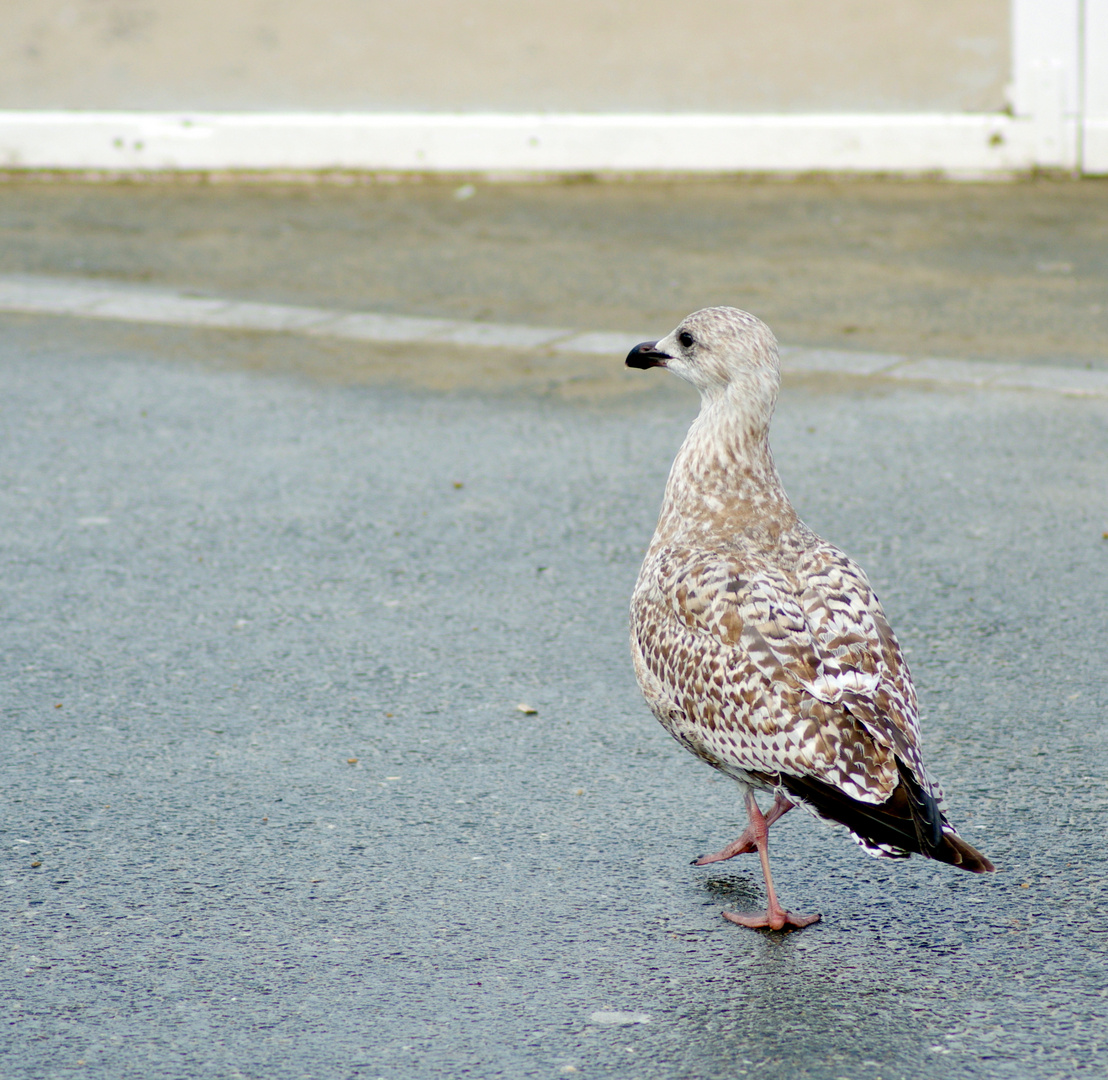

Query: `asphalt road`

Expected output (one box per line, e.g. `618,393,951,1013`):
2,178,1108,1080
2,305,1106,1080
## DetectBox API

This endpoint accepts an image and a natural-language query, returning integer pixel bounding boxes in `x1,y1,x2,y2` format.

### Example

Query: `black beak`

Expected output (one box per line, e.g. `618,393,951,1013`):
626,341,671,369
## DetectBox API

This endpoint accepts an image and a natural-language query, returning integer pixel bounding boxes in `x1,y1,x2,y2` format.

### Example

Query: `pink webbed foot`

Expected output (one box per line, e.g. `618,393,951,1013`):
722,907,821,931
712,790,817,931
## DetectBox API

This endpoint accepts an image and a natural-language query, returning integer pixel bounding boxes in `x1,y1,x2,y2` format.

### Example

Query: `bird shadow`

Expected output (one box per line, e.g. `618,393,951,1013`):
699,872,764,908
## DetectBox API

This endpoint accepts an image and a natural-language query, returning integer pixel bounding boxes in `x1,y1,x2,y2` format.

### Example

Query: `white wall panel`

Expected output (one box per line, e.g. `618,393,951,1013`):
1083,0,1108,171
0,1,1102,174
1,1,1009,114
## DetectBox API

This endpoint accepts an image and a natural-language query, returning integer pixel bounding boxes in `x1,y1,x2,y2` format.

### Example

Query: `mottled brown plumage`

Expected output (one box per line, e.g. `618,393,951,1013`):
626,307,993,930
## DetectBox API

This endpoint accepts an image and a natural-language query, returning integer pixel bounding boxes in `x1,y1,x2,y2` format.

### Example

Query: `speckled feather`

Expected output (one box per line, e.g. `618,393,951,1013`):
630,307,991,868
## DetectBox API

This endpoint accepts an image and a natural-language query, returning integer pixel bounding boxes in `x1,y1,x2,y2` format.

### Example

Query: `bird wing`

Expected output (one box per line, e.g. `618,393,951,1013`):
660,535,934,805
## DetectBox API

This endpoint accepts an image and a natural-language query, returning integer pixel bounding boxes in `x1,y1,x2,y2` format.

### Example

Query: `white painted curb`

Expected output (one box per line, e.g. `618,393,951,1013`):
0,111,1078,175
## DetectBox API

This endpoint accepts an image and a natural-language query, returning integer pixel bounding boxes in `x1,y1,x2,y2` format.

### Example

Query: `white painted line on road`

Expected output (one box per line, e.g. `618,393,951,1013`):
0,273,566,349
1,274,1106,398
426,321,569,350
777,346,906,377
988,364,1108,396
884,357,1031,386
82,292,235,325
190,300,338,333
302,310,468,343
552,330,647,356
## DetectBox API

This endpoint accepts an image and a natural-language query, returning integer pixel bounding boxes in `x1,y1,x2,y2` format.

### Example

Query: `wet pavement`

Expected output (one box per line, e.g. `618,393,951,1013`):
1,179,1108,1080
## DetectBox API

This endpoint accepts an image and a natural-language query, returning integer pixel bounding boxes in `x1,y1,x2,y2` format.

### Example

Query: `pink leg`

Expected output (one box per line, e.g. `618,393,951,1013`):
693,792,795,866
720,790,820,931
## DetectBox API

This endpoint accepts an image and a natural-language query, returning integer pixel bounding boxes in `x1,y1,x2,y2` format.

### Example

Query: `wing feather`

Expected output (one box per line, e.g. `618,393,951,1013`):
635,532,941,813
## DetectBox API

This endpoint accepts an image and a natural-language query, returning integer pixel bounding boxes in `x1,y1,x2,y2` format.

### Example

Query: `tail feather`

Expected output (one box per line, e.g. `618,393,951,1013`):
938,831,995,874
782,764,994,874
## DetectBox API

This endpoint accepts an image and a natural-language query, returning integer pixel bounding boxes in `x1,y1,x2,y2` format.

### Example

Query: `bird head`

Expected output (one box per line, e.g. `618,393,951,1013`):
626,306,781,425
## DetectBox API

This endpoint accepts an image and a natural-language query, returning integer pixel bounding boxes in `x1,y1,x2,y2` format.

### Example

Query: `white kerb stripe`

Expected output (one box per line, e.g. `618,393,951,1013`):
0,274,1105,398
0,111,1089,173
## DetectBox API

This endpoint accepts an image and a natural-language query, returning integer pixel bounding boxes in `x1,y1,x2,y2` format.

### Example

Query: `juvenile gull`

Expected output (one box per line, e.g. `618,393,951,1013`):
626,307,993,931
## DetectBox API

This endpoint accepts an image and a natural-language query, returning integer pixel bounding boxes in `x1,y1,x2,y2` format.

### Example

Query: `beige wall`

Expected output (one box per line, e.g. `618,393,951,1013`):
2,1,1009,114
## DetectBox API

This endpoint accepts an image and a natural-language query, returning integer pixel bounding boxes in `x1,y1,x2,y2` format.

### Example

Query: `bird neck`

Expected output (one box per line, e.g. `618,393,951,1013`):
656,392,796,545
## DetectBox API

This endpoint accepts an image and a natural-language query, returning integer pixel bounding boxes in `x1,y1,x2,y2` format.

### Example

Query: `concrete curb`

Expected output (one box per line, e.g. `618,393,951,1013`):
0,110,1088,175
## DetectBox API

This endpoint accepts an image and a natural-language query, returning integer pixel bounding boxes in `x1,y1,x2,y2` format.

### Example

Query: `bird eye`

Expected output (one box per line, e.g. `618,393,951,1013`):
678,331,695,348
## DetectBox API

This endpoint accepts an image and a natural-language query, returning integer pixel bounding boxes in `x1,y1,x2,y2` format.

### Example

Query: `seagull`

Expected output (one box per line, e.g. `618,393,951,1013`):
626,306,993,931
